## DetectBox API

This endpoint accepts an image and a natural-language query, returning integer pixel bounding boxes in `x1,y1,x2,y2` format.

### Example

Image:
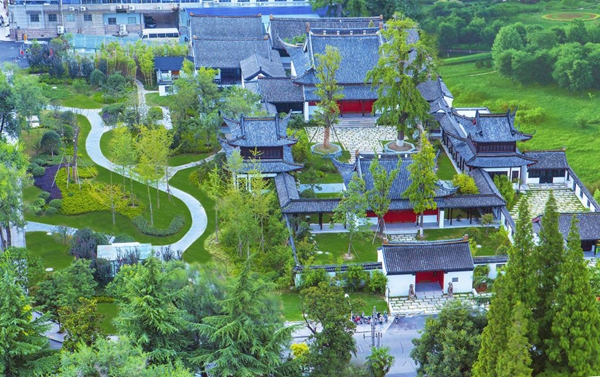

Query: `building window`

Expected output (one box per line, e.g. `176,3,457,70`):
128,17,136,24
83,14,92,22
30,14,40,23
108,17,117,25
66,14,75,22
452,277,459,283
48,14,58,22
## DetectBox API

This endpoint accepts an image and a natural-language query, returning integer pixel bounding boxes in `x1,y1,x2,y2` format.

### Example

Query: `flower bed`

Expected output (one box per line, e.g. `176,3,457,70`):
33,165,63,200
542,13,600,21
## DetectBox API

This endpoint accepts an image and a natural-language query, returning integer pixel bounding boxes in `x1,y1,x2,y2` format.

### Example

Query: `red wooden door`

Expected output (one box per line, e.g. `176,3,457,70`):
339,100,363,114
416,271,444,287
384,210,417,223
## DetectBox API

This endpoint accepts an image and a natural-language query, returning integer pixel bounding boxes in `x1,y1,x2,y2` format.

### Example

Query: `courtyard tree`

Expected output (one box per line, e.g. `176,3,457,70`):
405,132,438,237
367,153,400,236
0,252,57,376
314,45,344,152
301,282,364,376
367,15,436,148
332,174,370,259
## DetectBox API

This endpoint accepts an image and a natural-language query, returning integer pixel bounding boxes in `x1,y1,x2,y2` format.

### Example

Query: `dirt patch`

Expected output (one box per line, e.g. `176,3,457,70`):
543,12,600,21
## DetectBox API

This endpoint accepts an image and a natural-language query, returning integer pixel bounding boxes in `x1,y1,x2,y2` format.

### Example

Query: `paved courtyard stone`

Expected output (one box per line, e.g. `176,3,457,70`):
305,126,397,162
511,188,587,221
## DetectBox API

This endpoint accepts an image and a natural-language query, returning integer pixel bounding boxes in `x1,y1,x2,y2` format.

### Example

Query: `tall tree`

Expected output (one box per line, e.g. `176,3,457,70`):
405,132,438,237
546,215,600,376
202,165,225,243
301,282,364,376
0,252,57,376
0,141,29,250
110,126,138,205
58,297,103,352
309,0,367,17
11,74,48,132
411,300,487,377
111,258,189,364
196,261,297,376
332,174,370,258
367,154,400,236
136,126,173,209
495,301,533,377
314,45,344,151
367,15,436,147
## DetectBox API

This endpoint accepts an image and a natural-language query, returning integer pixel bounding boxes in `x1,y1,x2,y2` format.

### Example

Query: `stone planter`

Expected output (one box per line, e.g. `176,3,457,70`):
311,143,343,159
384,141,417,157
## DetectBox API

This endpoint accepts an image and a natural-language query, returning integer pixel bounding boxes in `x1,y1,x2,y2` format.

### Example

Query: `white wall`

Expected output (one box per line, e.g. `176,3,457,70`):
387,274,415,297
423,214,437,223
444,270,472,293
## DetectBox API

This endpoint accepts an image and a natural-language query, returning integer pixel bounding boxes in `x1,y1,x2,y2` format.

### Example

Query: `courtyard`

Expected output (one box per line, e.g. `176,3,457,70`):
510,188,587,221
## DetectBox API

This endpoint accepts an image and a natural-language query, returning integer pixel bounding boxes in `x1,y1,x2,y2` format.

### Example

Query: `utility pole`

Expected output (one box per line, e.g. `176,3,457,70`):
371,305,376,347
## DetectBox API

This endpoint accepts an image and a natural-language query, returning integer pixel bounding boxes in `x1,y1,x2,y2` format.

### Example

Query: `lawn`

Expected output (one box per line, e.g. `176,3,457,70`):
437,151,457,181
25,231,73,270
423,227,506,256
101,129,213,167
439,62,600,187
169,166,214,264
312,233,380,264
40,83,105,109
97,302,119,335
25,115,193,244
280,291,387,322
145,93,172,108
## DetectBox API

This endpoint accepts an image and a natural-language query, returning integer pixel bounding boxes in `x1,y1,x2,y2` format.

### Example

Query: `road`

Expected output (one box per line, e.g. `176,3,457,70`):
0,40,30,69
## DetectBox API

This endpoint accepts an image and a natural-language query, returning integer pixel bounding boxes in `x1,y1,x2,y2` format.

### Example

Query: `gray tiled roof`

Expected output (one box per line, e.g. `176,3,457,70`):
154,56,189,71
469,169,503,197
281,198,341,214
568,167,600,211
473,255,508,264
294,262,382,273
270,16,382,50
289,31,382,84
274,172,300,208
467,154,536,168
558,212,600,241
189,15,264,40
256,77,305,103
382,239,474,274
192,38,273,69
223,114,296,147
524,150,568,170
303,84,378,101
443,194,505,208
417,77,453,102
241,53,286,81
219,141,304,174
454,110,532,143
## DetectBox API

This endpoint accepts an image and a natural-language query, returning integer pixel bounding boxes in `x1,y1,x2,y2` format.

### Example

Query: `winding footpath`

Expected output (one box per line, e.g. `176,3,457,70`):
27,106,209,253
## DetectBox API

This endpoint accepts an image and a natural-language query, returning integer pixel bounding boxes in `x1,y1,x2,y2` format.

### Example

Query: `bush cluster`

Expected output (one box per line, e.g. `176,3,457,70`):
48,199,63,209
29,163,46,177
300,266,388,295
132,215,185,237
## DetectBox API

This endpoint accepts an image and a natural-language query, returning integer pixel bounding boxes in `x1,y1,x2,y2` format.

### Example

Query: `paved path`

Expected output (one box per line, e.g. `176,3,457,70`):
27,106,209,253
136,81,173,130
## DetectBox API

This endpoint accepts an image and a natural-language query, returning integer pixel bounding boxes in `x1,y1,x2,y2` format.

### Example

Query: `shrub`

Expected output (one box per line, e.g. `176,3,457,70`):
92,296,115,303
33,158,46,166
131,215,185,237
31,166,46,177
113,233,135,243
493,174,516,207
45,207,58,216
300,189,317,198
147,107,163,121
301,267,330,288
77,166,98,179
37,191,51,203
41,131,61,156
48,199,63,209
89,69,106,87
369,270,387,295
73,78,89,94
342,265,368,292
319,161,338,173
452,173,479,194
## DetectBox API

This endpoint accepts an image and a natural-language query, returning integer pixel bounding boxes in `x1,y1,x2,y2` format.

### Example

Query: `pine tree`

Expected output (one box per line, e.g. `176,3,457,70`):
546,215,600,376
496,301,532,377
530,192,564,372
404,132,438,238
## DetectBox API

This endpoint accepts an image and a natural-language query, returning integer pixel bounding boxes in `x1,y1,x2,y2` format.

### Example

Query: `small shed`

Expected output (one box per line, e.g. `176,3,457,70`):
96,242,154,275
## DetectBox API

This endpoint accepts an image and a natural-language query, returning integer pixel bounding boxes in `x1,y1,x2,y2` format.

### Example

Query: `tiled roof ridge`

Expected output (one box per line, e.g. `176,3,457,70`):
194,37,268,41
271,16,382,21
189,14,262,18
559,211,600,216
383,238,469,246
524,149,567,153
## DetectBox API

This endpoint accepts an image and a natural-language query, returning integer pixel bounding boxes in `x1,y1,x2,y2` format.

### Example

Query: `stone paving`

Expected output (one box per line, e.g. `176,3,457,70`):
387,233,417,242
389,293,487,316
511,188,587,221
305,126,396,162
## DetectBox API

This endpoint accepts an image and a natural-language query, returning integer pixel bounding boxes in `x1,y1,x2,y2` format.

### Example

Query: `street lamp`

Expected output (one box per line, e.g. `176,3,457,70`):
344,293,352,321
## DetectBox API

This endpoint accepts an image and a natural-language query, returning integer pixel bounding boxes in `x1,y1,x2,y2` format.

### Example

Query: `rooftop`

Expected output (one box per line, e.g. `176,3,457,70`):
222,113,296,147
192,38,274,69
189,15,265,40
240,53,286,81
382,239,474,274
524,150,569,170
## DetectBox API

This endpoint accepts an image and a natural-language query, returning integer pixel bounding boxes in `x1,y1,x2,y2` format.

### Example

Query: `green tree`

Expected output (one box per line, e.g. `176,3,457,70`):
309,0,367,17
58,297,103,352
58,337,194,377
405,132,438,237
367,154,400,236
110,258,189,364
367,346,395,377
332,174,370,258
0,142,29,249
202,165,225,243
314,45,343,151
12,74,48,132
546,215,600,376
41,130,61,156
35,259,97,323
495,301,533,377
492,25,524,62
301,282,364,376
493,175,515,207
0,252,58,376
196,261,297,376
367,16,436,147
221,86,265,119
110,126,138,205
411,300,487,377
452,173,479,195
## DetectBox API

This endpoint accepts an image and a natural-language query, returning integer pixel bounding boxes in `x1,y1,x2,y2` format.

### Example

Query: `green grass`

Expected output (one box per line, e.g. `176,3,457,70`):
441,52,492,66
26,116,193,244
100,129,212,167
22,184,44,204
25,232,73,270
62,94,104,109
439,63,600,187
315,192,342,199
145,93,172,108
437,151,457,181
41,83,104,109
280,292,387,322
312,233,380,264
97,302,119,335
423,227,504,256
169,166,214,264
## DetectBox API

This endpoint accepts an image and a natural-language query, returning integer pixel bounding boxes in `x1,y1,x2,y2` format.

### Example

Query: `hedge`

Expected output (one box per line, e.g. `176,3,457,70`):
132,215,185,237
48,199,63,209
